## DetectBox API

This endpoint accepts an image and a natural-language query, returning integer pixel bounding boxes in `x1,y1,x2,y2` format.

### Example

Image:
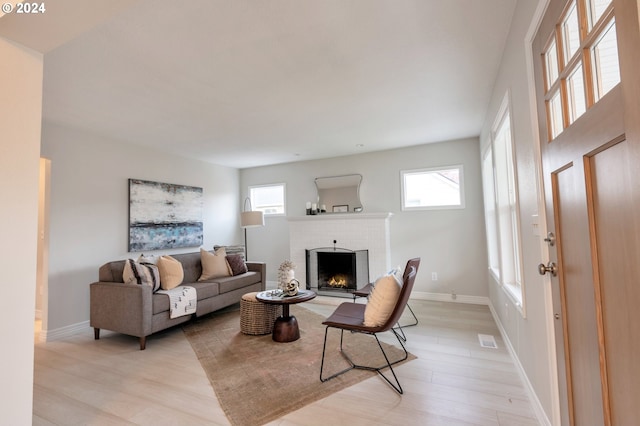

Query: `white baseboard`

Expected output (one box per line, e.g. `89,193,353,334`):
40,320,90,343
488,302,552,426
411,291,490,306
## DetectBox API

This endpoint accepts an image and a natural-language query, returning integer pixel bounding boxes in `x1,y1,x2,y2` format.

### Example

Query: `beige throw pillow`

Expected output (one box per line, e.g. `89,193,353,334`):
158,255,184,290
363,274,402,327
199,247,232,281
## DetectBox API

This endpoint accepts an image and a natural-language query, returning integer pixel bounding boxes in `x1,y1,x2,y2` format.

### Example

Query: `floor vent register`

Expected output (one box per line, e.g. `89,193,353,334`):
478,334,498,349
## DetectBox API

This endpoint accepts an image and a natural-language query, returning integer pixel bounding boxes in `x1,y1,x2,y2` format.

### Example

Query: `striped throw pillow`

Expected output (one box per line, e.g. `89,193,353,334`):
123,259,161,292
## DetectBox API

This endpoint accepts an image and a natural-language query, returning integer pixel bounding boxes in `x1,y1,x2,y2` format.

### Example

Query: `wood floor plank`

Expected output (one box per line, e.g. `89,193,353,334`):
33,299,541,425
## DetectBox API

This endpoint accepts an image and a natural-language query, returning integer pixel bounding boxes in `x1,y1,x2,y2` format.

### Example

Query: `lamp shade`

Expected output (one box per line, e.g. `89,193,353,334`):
241,210,264,228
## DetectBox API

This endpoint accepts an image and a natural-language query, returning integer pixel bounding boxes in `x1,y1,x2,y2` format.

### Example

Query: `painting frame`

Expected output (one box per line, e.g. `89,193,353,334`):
128,179,203,252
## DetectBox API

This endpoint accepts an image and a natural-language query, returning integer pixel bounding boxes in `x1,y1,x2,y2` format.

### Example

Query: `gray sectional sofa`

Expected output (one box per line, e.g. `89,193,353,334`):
90,250,265,349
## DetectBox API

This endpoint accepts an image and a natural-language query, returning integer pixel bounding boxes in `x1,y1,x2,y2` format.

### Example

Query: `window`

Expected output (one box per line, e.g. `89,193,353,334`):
542,0,619,140
249,184,286,215
482,94,524,311
591,21,620,101
482,150,500,276
561,2,580,63
567,63,586,123
401,166,464,210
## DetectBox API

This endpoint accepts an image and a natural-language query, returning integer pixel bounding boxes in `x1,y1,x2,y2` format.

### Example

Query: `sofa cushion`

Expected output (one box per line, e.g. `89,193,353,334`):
123,259,161,292
363,273,401,327
153,282,220,314
216,271,260,294
170,251,204,283
158,255,184,290
199,248,232,281
226,254,248,276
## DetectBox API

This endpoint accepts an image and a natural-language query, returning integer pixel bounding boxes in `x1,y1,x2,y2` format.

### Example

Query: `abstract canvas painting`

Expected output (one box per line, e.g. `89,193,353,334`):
128,179,203,251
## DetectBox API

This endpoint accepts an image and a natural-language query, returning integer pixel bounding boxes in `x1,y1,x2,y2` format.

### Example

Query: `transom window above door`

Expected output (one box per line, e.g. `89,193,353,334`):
542,0,620,140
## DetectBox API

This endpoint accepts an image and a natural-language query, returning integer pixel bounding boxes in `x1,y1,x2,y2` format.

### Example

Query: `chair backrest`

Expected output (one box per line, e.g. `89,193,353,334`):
378,257,421,332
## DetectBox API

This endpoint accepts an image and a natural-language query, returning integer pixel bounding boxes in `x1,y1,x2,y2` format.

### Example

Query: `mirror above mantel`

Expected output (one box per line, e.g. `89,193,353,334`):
315,174,363,213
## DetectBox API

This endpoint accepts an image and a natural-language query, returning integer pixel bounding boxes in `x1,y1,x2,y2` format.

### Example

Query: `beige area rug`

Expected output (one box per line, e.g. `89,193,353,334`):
182,304,416,426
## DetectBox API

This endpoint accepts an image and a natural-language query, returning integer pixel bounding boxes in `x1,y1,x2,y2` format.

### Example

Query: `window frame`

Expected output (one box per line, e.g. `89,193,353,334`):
400,165,465,211
483,92,526,315
248,183,286,216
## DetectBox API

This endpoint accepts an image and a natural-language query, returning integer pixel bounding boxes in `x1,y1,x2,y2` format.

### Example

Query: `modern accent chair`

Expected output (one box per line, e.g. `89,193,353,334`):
320,258,420,394
352,270,419,341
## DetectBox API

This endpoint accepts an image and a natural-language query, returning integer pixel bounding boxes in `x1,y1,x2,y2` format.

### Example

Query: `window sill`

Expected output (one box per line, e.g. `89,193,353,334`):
502,284,526,318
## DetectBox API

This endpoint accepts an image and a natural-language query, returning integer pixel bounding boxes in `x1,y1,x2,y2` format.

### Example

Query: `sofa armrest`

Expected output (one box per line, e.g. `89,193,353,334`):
90,281,153,338
246,262,266,291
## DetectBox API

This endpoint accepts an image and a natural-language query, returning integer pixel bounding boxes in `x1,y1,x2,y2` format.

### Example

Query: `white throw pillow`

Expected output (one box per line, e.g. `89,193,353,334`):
199,247,232,281
363,274,401,327
158,255,184,290
123,259,161,292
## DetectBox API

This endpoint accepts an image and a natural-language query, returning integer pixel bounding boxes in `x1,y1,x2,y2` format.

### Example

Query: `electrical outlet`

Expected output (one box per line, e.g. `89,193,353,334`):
431,272,438,281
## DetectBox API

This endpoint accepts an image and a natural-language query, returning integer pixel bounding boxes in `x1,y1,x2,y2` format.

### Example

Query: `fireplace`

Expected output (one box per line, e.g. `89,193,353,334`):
306,247,369,296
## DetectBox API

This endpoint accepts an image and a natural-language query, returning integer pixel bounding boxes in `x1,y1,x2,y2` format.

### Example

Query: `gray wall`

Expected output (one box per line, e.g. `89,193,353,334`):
40,122,242,331
479,0,557,423
240,137,489,300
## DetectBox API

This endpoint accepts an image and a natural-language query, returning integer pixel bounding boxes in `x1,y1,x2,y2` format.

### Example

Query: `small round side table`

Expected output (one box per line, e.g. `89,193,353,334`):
255,289,317,342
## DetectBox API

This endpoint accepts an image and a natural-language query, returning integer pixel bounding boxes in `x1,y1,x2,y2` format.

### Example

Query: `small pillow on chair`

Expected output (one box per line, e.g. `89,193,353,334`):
199,248,232,281
158,255,184,290
363,274,401,327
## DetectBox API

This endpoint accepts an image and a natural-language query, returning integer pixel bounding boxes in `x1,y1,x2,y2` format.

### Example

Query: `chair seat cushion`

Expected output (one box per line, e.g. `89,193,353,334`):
323,302,370,331
352,283,374,298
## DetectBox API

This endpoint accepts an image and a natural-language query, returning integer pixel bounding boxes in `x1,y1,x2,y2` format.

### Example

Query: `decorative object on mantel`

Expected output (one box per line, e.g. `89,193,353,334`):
240,197,264,260
278,259,298,295
128,179,203,251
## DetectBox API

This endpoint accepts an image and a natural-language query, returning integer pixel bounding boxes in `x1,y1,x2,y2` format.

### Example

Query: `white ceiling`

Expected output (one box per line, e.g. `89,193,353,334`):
3,0,517,169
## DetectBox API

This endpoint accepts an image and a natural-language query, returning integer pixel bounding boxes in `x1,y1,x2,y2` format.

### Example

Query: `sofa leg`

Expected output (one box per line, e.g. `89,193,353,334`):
94,328,100,340
139,336,146,350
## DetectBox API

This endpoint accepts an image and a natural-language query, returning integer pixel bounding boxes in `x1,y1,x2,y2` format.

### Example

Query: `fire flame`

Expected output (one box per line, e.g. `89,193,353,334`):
327,275,348,288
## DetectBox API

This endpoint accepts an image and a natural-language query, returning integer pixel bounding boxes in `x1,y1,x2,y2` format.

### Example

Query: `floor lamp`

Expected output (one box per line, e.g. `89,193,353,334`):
240,197,264,260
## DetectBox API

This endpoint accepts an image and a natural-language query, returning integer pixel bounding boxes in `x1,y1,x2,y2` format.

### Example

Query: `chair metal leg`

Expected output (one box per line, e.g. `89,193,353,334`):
404,303,419,327
392,303,419,342
320,328,355,383
319,326,409,394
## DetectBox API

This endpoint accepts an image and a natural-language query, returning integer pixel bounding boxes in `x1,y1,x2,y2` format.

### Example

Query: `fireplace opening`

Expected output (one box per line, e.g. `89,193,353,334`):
318,252,356,291
306,248,369,296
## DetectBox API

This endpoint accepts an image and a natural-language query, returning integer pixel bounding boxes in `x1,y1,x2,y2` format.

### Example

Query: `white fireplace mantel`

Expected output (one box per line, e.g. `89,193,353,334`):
287,212,393,222
288,212,393,290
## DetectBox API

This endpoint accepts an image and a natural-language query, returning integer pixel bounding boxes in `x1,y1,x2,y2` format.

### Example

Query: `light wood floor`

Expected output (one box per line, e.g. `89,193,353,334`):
33,298,541,425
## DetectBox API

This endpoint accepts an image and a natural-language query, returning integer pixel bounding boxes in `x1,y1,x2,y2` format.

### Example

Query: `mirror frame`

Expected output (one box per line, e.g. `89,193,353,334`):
314,174,363,213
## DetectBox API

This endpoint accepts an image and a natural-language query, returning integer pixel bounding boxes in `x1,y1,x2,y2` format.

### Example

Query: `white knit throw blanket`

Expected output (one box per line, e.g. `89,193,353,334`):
156,286,197,319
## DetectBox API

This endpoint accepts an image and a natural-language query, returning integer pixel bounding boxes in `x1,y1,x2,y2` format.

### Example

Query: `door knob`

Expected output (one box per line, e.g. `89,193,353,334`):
538,262,558,277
